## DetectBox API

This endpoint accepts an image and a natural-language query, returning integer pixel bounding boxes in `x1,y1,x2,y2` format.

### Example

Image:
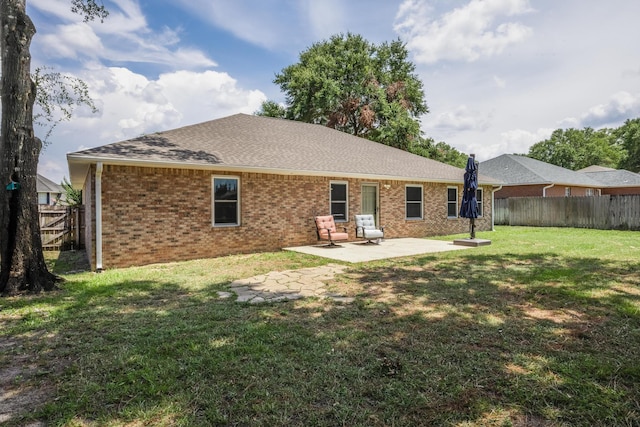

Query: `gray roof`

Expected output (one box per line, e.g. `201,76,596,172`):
37,174,63,193
577,165,615,173
479,154,603,187
68,113,501,187
581,169,640,187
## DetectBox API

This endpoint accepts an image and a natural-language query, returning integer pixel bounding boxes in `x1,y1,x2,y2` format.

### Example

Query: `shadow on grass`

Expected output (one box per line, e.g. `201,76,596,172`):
2,252,639,426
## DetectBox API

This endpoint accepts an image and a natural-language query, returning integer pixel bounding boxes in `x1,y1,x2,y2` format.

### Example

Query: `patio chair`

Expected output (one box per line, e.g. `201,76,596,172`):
314,215,349,247
354,214,384,244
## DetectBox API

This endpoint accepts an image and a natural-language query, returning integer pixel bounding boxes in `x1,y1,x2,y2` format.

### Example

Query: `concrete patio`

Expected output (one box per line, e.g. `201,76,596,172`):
284,237,471,263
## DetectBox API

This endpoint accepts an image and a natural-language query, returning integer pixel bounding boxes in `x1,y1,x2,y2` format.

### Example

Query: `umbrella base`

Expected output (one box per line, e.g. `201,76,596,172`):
453,238,492,247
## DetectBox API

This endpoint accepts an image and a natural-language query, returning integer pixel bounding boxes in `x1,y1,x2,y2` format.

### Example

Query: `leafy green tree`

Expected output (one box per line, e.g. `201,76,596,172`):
615,118,640,172
271,33,428,151
255,100,286,118
407,137,468,168
528,127,624,170
34,67,98,144
61,177,82,208
0,0,107,295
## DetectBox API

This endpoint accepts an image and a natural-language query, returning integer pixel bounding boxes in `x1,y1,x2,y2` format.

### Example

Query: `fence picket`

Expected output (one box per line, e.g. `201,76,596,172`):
494,195,640,230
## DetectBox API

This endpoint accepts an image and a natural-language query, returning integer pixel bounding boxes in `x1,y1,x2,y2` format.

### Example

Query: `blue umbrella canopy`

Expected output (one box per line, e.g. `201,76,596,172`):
459,156,478,219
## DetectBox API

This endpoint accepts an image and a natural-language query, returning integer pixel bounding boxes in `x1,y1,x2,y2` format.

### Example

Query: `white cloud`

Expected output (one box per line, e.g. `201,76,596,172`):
305,0,346,40
38,66,267,183
395,0,533,64
580,91,640,128
31,0,216,69
426,105,491,135
39,23,104,59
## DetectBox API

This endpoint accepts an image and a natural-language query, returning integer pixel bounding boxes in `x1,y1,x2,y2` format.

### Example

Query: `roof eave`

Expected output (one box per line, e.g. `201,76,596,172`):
67,154,501,186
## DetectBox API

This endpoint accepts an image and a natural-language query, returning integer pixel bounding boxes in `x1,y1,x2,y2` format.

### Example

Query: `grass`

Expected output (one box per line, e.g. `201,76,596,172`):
1,226,639,426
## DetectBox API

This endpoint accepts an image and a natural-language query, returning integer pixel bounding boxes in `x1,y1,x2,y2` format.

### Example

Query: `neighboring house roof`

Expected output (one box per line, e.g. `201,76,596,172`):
479,154,603,187
37,174,63,193
577,165,616,173
579,169,640,187
68,113,501,188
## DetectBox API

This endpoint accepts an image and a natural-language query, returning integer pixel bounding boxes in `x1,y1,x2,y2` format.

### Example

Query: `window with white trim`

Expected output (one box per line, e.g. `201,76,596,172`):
447,187,458,218
330,181,348,222
212,176,240,226
476,188,483,217
405,185,423,219
565,187,571,196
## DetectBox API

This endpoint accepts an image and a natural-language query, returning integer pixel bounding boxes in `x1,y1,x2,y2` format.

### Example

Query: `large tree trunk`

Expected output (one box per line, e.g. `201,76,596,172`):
1,0,59,295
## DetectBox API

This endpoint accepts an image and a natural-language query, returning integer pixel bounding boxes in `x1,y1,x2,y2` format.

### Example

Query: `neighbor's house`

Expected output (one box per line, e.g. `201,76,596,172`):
577,166,640,195
68,114,501,270
37,174,64,206
480,154,603,199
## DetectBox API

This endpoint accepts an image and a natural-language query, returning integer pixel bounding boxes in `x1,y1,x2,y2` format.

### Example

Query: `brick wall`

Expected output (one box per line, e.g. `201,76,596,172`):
87,165,493,269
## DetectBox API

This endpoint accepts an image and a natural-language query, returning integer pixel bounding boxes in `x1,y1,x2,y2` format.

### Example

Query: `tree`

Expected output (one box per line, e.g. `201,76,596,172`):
407,137,468,168
528,127,624,170
61,178,82,208
271,33,428,151
0,0,107,295
255,100,286,118
34,67,98,144
615,118,640,172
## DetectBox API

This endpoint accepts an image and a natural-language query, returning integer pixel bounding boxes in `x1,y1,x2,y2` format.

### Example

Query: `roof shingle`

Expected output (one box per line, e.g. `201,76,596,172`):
68,114,501,187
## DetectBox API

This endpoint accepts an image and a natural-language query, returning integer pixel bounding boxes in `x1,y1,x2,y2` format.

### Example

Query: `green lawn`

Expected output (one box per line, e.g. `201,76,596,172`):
1,227,639,426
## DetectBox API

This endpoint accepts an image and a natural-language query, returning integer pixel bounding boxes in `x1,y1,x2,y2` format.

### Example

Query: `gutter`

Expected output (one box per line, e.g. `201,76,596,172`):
542,183,554,197
491,185,503,231
95,162,103,272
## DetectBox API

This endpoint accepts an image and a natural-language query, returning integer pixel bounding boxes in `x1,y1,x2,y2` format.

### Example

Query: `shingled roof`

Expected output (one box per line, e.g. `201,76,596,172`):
479,154,603,187
579,169,640,187
68,113,500,187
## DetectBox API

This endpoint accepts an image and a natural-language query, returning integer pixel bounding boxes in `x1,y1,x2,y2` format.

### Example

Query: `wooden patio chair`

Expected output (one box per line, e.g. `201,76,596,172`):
314,215,349,247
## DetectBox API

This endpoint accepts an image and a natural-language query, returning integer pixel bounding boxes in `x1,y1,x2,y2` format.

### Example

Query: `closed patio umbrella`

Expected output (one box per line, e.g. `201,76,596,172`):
459,156,479,239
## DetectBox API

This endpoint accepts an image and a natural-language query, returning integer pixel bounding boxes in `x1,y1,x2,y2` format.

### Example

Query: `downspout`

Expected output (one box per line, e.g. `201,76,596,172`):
491,185,503,231
95,162,103,272
542,183,554,197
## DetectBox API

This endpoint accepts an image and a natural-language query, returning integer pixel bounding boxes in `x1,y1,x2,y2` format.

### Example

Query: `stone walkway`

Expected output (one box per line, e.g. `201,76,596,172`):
221,263,354,304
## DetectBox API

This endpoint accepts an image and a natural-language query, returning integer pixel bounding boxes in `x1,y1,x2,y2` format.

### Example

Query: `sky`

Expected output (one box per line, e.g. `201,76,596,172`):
28,0,640,184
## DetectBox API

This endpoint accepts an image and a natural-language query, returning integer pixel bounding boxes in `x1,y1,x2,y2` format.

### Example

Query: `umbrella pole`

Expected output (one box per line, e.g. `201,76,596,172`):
470,218,476,239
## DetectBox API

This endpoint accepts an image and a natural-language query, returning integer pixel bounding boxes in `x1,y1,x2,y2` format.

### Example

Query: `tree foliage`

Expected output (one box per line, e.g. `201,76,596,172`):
269,33,428,151
407,137,469,168
528,127,625,170
61,177,82,208
34,67,98,144
255,100,286,118
614,118,640,173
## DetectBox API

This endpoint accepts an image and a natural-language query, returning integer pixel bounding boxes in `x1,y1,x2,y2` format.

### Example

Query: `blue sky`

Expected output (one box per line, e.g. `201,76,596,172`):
29,0,640,184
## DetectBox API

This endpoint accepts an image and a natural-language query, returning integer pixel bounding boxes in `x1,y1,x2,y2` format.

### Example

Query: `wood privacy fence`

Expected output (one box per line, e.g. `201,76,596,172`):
494,195,640,230
39,206,85,251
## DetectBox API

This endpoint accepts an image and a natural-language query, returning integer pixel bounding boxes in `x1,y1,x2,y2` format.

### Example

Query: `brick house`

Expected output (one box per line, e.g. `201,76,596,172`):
480,154,604,199
577,166,640,195
68,114,500,270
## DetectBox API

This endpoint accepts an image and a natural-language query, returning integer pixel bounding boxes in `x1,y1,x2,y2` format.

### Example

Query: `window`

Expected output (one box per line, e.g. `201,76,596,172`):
476,188,483,217
38,192,49,205
447,187,458,218
565,187,571,196
212,176,239,226
405,185,423,219
330,182,348,222
586,188,594,196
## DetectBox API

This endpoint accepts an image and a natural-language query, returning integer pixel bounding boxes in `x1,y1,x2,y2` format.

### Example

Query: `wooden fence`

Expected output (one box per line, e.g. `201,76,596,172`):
39,206,84,251
494,195,640,230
